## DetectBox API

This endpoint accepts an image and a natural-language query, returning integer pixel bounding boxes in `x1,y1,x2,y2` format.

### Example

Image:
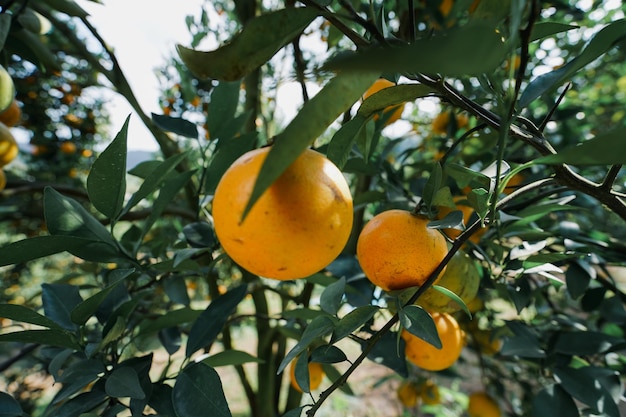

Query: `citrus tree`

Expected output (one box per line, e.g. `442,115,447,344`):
1,1,626,417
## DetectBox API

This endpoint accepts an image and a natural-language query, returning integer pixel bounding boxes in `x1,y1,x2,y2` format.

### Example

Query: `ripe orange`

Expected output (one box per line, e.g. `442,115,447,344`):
59,141,77,155
416,250,480,313
289,358,324,393
0,169,6,191
419,379,440,405
431,111,468,135
436,196,485,243
0,122,18,167
467,392,501,417
402,312,464,371
0,100,21,127
397,380,419,408
212,147,353,280
357,210,448,291
362,78,405,125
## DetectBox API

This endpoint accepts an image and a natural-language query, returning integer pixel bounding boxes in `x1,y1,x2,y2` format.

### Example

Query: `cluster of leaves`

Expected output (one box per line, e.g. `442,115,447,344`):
1,1,626,417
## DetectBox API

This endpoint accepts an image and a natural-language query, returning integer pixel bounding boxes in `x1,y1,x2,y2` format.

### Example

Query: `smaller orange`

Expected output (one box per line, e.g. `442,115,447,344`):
0,122,18,167
431,112,468,135
0,169,6,191
402,312,464,371
0,100,21,127
59,141,77,155
419,379,440,405
397,380,419,408
289,358,324,393
362,78,405,125
467,392,501,417
357,210,448,291
81,149,93,158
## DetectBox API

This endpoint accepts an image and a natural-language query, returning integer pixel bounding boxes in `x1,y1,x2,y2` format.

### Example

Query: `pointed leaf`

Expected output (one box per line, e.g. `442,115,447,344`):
87,116,128,220
0,329,80,349
534,126,626,165
70,270,134,325
320,277,345,315
282,406,304,417
0,303,65,331
331,305,378,343
177,7,318,81
186,285,247,357
520,19,626,108
399,305,441,349
357,84,435,117
152,113,198,138
0,392,23,417
530,22,579,42
326,116,367,169
0,235,102,267
173,362,231,417
243,70,379,219
201,350,264,367
207,81,242,140
311,345,347,363
532,384,580,417
431,285,471,317
105,367,145,399
325,23,508,76
42,283,83,331
278,316,335,374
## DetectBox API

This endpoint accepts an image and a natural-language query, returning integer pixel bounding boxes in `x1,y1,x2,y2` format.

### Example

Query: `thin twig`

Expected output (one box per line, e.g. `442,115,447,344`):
600,165,623,191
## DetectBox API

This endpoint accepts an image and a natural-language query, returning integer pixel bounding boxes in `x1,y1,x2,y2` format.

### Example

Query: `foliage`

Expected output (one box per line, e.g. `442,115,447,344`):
1,1,626,417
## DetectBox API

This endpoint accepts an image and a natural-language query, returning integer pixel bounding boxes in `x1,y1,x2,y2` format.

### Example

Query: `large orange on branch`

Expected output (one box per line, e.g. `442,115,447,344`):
212,147,353,280
356,210,448,291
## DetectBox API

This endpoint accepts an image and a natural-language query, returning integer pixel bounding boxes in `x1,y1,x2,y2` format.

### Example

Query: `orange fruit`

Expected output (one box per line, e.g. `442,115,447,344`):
439,0,454,16
467,392,501,417
212,147,353,280
59,141,77,155
0,122,18,167
419,379,440,405
431,112,468,135
397,380,419,408
357,210,448,291
289,358,324,393
362,78,405,125
0,100,21,127
402,312,464,371
416,250,480,313
436,196,485,243
502,172,525,194
471,329,502,356
0,169,6,191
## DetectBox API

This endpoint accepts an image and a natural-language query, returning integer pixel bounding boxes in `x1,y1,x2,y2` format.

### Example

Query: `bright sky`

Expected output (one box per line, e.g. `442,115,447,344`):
79,0,206,151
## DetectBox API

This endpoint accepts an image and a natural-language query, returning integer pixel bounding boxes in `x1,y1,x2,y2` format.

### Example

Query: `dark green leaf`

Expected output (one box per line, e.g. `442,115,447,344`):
204,131,257,194
53,359,105,404
71,270,134,325
326,115,367,169
294,353,311,393
177,8,318,81
520,19,626,108
148,383,176,417
554,331,625,355
163,276,190,306
530,22,579,42
46,0,89,17
86,116,128,220
282,406,304,417
532,384,579,417
363,330,408,377
173,363,231,417
42,283,82,331
0,391,23,417
555,366,621,417
138,308,202,335
320,277,345,315
202,350,264,367
399,305,441,349
0,303,65,331
331,305,378,343
183,222,217,248
500,321,546,358
186,285,248,357
325,23,508,76
357,84,435,117
242,70,379,220
121,151,190,217
278,316,336,374
207,81,242,139
0,329,80,349
0,235,95,266
513,203,580,225
311,345,347,363
0,14,11,52
151,113,198,138
428,210,464,230
565,262,591,300
534,126,626,165
105,367,145,399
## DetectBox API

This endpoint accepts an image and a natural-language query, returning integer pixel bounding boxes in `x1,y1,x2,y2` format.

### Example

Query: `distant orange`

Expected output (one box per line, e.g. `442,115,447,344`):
362,78,405,125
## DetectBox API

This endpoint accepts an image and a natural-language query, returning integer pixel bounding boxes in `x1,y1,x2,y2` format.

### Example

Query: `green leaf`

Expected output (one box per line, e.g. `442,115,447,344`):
0,14,12,52
532,384,579,417
46,0,90,17
357,84,435,117
183,222,217,248
282,406,304,417
0,235,90,266
293,353,312,393
86,115,128,220
0,329,80,349
207,81,242,140
534,126,626,165
331,305,378,343
152,113,198,138
0,303,66,331
320,277,345,315
243,70,379,219
555,366,621,417
520,19,626,108
46,390,107,417
325,23,508,76
278,316,336,374
186,285,248,357
53,359,105,404
311,345,347,364
70,270,134,325
177,7,318,81
173,363,232,417
554,331,625,356
148,383,176,417
326,116,367,169
363,330,408,377
105,367,145,399
42,283,83,331
137,308,202,336
0,391,23,417
202,350,264,367
423,163,443,210
530,22,579,42
565,262,591,300
500,321,546,358
399,305,441,349
121,151,190,217
432,285,471,317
